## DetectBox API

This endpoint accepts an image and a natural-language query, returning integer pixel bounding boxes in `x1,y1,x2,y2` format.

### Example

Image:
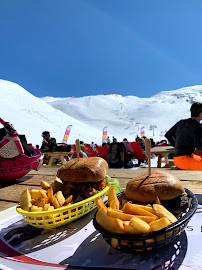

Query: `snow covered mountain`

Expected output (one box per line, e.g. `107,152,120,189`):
41,85,202,143
0,80,103,146
1,79,202,147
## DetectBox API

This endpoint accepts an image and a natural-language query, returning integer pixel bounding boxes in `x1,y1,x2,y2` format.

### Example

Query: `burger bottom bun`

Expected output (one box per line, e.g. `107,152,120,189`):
126,170,185,203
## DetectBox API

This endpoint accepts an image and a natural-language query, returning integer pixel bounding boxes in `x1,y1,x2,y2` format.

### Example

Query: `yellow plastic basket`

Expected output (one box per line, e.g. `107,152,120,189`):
16,185,109,229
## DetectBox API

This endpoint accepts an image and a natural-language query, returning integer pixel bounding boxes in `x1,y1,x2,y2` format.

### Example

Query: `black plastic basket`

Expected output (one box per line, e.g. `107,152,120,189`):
93,188,198,253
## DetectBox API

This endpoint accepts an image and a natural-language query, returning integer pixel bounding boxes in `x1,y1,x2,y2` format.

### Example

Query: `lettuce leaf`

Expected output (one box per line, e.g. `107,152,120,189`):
74,195,84,203
106,175,121,194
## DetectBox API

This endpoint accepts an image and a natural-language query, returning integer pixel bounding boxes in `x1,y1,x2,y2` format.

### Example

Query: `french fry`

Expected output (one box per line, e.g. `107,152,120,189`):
107,185,119,210
20,189,32,211
111,238,119,248
43,204,55,219
150,217,171,231
43,203,51,211
47,187,54,204
121,198,129,207
156,232,173,242
36,197,48,207
31,199,37,205
110,200,119,210
96,207,118,233
133,238,155,246
108,207,157,223
123,203,156,215
121,240,130,246
155,197,161,205
64,195,73,206
41,180,51,190
123,221,142,234
95,196,107,210
133,215,157,223
30,205,43,212
138,205,156,214
123,202,157,217
30,205,43,220
153,204,178,223
35,198,41,205
39,189,48,199
52,197,61,209
115,218,125,233
30,189,41,200
55,191,65,206
107,207,134,221
129,216,151,234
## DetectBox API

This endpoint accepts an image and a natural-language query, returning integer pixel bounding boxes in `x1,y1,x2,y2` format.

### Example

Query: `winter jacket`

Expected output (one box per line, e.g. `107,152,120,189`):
41,137,57,152
165,118,202,157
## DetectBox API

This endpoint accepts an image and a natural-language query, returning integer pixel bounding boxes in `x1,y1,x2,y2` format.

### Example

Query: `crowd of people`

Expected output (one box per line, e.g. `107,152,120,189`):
27,101,202,171
28,127,169,166
36,130,160,165
39,131,164,155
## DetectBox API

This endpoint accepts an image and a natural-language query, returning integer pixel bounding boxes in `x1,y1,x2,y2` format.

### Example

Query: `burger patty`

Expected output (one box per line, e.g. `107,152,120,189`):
162,195,192,218
62,179,106,200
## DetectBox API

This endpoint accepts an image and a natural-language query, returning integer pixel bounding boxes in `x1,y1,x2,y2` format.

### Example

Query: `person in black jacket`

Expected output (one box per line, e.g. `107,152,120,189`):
165,102,202,170
41,131,57,152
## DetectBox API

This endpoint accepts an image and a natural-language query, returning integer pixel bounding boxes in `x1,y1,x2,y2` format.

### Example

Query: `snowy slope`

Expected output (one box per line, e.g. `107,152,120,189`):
0,80,104,146
42,85,202,143
1,79,202,147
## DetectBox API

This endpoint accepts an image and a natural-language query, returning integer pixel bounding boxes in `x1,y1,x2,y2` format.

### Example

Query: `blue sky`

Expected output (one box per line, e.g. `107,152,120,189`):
1,0,202,98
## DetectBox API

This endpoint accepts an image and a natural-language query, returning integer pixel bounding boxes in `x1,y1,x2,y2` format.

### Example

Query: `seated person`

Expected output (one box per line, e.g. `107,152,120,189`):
90,141,96,151
106,136,111,144
41,131,57,152
150,138,156,148
165,102,202,170
35,144,40,149
80,141,88,158
112,136,117,143
138,138,145,151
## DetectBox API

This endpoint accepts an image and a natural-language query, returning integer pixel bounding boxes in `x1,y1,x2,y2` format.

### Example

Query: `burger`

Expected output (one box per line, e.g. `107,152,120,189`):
56,157,108,200
123,170,191,217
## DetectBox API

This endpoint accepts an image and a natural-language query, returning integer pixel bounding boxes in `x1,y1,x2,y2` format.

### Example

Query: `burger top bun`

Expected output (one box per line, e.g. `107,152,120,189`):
57,157,108,183
126,170,185,203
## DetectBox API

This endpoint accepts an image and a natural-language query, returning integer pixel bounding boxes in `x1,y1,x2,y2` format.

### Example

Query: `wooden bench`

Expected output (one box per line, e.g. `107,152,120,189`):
150,146,175,168
164,158,174,168
42,151,73,166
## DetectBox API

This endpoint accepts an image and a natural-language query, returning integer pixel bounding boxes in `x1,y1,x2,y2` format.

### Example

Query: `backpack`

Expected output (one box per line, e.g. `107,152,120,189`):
55,143,71,152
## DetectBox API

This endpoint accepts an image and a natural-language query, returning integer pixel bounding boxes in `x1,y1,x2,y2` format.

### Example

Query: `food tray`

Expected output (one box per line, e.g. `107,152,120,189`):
93,188,198,253
17,185,109,229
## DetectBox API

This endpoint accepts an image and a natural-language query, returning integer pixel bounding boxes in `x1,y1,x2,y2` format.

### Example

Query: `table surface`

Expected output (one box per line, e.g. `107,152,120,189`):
0,165,202,269
0,179,201,270
43,151,73,155
0,165,202,211
150,146,175,154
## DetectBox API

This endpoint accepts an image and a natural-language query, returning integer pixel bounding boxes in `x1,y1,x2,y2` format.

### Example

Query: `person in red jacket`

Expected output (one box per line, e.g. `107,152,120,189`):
165,102,202,170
